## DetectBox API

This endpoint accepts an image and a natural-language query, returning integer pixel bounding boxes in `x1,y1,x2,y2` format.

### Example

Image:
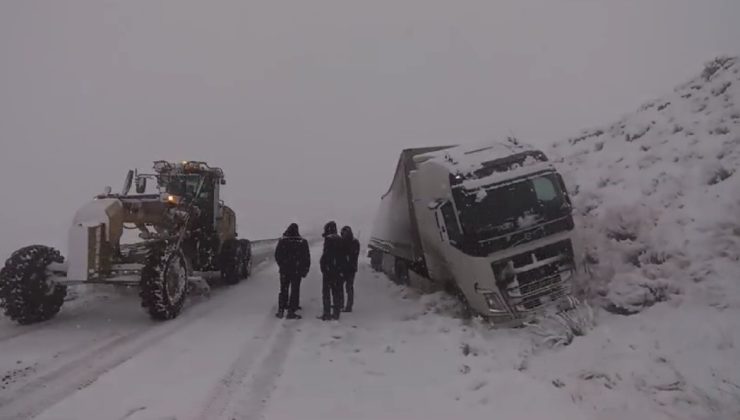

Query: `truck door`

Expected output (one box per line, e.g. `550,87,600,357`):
434,201,462,246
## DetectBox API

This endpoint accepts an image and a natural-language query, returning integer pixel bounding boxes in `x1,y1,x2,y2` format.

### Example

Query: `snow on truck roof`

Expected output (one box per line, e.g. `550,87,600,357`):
414,141,555,190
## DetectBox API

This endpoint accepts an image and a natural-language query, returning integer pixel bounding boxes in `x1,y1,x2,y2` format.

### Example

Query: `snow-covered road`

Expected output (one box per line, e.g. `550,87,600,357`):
0,242,292,420
0,242,580,420
1,241,738,420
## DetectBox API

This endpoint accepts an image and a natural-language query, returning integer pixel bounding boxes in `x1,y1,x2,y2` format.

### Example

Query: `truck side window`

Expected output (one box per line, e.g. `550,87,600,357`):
532,177,557,201
440,202,462,244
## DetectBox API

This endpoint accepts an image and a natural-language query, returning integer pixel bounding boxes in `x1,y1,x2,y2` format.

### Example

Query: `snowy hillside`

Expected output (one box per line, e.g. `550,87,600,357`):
546,55,740,418
553,55,740,314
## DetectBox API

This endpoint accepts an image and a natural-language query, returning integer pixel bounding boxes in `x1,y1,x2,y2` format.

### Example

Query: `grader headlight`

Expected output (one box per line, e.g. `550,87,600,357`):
164,194,181,205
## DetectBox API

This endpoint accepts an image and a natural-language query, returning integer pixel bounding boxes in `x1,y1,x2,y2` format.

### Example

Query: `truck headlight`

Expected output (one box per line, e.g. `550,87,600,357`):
483,292,507,313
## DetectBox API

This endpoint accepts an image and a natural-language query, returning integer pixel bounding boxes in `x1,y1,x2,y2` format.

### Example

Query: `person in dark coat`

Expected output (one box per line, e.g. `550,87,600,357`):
319,221,343,320
274,223,310,319
339,226,360,312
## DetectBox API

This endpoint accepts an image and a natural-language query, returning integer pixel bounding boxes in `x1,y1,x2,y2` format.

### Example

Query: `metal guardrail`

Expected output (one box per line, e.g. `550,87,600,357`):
250,238,280,246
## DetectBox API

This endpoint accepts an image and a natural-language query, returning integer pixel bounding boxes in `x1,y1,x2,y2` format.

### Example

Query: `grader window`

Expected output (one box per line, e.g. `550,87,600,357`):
163,175,203,199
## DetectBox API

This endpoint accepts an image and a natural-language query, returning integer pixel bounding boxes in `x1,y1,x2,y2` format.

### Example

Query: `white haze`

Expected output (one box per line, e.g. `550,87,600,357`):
0,0,738,257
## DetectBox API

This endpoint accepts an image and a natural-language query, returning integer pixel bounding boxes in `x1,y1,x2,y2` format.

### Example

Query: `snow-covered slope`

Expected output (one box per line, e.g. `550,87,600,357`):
542,55,740,418
553,55,740,314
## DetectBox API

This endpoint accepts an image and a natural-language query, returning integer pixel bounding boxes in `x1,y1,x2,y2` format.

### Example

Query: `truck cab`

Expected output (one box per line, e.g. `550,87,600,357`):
369,142,578,325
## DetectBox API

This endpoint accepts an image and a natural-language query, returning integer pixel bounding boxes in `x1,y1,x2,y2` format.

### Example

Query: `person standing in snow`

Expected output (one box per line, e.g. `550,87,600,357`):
319,221,343,321
339,225,360,312
274,223,310,319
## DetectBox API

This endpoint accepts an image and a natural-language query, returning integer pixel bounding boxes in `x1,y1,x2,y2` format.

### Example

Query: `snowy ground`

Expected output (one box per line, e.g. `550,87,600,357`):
1,241,737,420
0,243,597,420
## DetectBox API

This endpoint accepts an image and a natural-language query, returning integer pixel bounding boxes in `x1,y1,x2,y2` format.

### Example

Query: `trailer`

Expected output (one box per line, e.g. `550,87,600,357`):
368,141,579,325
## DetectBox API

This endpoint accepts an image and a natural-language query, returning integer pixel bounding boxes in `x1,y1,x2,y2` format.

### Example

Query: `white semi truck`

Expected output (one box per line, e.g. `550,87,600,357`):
368,141,579,325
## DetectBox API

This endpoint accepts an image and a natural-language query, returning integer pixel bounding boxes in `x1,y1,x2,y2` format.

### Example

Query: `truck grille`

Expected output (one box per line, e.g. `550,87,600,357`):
477,216,575,255
491,239,574,311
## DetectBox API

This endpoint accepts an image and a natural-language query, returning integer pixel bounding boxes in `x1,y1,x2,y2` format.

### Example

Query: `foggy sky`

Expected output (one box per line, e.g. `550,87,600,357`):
1,0,738,256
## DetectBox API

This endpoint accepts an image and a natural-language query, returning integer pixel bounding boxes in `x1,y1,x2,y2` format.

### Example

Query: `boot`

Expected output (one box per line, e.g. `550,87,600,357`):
319,313,333,321
286,311,302,320
275,309,285,319
342,306,352,313
332,309,341,320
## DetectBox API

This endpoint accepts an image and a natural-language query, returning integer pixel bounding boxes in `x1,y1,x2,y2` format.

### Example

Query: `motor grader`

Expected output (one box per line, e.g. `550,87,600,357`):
0,160,252,324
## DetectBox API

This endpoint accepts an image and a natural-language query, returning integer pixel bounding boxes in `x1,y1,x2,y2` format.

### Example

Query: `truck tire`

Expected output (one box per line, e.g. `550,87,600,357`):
140,244,189,321
219,239,241,285
0,245,67,325
394,258,410,286
237,239,252,279
369,249,383,272
445,282,474,320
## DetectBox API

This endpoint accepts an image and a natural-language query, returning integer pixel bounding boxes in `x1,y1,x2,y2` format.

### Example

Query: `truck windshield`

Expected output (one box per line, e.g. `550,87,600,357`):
456,172,570,241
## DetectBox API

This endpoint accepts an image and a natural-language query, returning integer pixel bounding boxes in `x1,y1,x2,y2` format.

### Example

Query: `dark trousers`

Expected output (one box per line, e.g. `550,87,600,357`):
322,273,342,316
342,272,355,310
278,273,301,312
295,277,302,307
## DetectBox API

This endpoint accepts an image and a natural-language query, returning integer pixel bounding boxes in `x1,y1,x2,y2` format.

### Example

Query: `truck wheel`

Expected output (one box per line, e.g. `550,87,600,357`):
394,258,410,286
445,282,474,320
0,245,67,325
219,240,241,285
237,239,252,279
140,244,189,321
369,250,383,272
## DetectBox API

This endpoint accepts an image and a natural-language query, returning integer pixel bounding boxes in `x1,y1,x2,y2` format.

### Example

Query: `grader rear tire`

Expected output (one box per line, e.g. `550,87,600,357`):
237,239,252,280
219,240,240,285
0,245,67,325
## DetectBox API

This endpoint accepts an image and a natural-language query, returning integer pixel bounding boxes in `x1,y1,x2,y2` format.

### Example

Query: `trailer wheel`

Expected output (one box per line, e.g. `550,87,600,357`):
0,245,67,325
140,244,189,321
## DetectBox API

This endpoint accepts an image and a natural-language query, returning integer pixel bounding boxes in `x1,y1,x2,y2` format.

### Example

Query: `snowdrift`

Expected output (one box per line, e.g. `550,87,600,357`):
551,55,740,315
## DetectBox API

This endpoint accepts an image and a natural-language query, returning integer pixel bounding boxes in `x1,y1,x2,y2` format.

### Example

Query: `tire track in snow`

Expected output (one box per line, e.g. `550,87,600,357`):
220,320,300,420
0,257,278,420
195,241,321,420
193,307,281,420
0,297,224,420
0,295,121,343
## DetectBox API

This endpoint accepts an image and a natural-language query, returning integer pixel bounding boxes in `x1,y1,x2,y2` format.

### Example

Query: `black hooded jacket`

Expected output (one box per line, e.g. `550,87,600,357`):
320,221,342,275
340,226,360,274
274,223,310,277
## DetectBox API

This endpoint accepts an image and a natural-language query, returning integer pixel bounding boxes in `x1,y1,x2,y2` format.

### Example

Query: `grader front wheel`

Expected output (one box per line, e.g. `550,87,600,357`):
140,245,189,321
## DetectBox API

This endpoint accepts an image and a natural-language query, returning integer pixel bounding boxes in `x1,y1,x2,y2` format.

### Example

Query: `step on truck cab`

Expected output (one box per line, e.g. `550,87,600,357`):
367,141,578,325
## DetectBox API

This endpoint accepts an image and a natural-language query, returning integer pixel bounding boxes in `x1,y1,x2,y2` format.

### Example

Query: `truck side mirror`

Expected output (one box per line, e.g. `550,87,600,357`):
135,176,147,194
220,178,226,185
